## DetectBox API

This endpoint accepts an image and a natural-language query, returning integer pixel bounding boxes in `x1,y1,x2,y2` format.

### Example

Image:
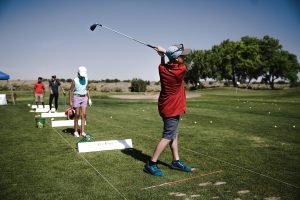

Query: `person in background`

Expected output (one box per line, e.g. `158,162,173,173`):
144,44,192,176
48,75,65,112
69,66,92,137
33,77,45,108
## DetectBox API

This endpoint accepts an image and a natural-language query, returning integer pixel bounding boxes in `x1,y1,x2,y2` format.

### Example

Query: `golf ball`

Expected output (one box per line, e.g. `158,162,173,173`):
210,121,213,124
110,116,113,119
28,104,31,107
293,125,296,128
274,125,277,128
194,121,197,124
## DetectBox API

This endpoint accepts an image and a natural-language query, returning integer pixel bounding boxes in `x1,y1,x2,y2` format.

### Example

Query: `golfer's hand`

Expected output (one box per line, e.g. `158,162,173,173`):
88,98,92,107
155,46,166,57
63,91,66,96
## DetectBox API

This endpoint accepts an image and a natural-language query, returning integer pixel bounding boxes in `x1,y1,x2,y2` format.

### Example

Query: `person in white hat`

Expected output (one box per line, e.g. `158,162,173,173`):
69,66,91,137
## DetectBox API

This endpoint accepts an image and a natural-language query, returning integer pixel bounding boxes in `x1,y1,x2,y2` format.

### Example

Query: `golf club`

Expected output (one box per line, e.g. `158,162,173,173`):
90,23,156,50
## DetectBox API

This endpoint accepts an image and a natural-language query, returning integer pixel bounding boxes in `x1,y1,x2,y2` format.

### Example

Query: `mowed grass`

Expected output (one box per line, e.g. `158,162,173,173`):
0,87,299,199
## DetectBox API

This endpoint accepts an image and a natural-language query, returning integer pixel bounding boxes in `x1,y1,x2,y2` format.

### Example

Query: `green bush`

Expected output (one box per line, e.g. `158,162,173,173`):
130,78,147,92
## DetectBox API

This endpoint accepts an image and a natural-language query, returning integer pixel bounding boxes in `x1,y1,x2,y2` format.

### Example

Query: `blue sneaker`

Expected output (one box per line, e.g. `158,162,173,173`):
144,161,164,176
170,160,191,172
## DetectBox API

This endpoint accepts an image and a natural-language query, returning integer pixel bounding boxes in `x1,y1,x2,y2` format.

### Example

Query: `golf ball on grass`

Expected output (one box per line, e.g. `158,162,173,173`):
210,121,213,124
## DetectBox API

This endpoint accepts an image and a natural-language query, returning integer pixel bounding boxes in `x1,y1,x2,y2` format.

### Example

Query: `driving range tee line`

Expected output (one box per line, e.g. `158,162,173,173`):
46,121,129,200
141,170,223,190
99,122,300,189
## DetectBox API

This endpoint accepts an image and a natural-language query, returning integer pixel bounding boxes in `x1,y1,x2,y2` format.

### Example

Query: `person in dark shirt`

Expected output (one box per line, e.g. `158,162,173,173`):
48,75,65,112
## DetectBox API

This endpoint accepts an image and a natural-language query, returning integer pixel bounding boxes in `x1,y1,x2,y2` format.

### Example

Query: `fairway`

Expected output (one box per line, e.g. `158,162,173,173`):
0,88,299,199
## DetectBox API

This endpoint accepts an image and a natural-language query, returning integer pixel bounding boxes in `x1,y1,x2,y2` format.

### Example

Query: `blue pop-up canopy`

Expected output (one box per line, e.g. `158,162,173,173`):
0,71,10,80
0,71,14,104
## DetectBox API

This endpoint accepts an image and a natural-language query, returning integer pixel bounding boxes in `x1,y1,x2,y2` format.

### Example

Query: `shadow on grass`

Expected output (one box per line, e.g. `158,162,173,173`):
121,148,170,168
62,128,75,136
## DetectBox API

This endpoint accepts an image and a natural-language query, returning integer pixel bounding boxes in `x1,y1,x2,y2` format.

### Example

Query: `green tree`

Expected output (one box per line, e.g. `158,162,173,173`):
216,39,240,86
236,36,262,86
259,36,283,89
184,50,204,88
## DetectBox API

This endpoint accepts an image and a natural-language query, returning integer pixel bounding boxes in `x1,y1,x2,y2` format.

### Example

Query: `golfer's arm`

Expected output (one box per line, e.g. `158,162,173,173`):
60,85,65,93
69,81,75,105
87,83,90,99
161,56,165,65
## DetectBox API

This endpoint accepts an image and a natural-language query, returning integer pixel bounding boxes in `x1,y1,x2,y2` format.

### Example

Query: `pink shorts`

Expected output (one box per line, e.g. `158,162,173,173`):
73,96,88,108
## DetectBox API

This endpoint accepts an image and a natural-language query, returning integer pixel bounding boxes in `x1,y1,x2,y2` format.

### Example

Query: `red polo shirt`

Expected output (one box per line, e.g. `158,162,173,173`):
158,63,186,118
34,82,45,94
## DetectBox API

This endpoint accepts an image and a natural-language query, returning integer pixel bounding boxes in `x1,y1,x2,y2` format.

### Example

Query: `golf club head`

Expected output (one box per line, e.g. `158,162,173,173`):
90,24,99,31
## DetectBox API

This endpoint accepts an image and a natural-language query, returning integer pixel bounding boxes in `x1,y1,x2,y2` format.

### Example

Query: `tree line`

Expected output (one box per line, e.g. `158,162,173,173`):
185,35,300,89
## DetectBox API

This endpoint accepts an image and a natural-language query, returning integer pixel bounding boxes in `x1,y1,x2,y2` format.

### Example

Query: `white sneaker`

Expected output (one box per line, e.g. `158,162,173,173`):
81,132,86,137
74,131,79,137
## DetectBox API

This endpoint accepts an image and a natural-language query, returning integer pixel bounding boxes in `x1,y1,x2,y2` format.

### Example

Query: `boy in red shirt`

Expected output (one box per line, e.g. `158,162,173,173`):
144,44,192,176
33,77,45,108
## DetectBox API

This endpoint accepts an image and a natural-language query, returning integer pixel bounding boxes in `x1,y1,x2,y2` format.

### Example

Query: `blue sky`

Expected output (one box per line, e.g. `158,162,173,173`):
1,0,299,81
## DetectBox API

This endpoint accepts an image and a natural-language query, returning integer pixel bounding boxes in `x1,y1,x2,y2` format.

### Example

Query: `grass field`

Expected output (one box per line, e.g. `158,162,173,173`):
0,87,299,199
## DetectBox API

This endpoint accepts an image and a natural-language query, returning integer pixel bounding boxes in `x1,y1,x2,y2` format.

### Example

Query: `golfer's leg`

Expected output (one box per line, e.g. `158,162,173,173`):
80,107,87,134
49,94,53,110
40,94,44,108
151,138,171,162
74,108,80,132
54,93,59,110
170,138,179,161
35,94,38,106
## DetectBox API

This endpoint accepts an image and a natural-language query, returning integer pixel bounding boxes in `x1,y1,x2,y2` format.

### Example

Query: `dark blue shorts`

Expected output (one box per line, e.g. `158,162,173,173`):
162,116,180,140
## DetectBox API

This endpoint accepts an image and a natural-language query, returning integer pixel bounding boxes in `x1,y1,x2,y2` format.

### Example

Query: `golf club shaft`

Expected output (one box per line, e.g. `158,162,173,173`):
90,23,156,49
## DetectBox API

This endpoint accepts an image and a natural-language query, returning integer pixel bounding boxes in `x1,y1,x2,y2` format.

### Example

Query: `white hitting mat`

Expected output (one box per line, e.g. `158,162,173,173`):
77,139,133,153
31,105,50,109
51,119,85,127
35,108,56,113
41,112,66,118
